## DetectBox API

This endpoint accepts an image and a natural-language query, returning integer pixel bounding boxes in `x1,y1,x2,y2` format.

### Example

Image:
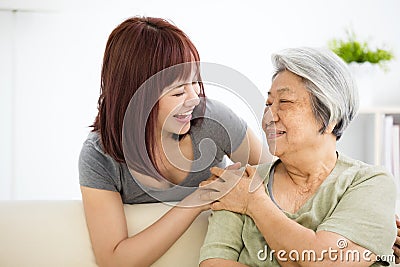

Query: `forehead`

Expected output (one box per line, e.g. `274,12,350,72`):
268,71,308,97
161,63,199,91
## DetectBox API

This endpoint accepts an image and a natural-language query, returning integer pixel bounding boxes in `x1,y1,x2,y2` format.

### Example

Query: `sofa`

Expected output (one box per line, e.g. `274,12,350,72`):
0,200,211,267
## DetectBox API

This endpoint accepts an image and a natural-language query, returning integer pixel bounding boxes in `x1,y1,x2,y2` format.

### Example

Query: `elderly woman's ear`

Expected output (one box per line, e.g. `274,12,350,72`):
325,121,337,135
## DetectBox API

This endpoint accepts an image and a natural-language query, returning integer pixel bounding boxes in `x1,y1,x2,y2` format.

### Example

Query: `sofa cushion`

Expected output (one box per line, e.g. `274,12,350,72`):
0,200,210,267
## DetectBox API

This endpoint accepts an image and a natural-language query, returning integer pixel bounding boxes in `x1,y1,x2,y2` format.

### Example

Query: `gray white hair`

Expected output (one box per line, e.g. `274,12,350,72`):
271,47,359,140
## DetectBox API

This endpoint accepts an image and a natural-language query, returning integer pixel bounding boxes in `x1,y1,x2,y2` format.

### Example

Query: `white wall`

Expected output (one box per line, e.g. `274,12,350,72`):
1,0,399,200
0,11,15,200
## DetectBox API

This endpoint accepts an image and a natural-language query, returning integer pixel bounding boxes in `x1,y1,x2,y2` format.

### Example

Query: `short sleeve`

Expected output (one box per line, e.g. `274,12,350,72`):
78,140,120,192
317,170,397,258
203,99,248,154
199,210,245,263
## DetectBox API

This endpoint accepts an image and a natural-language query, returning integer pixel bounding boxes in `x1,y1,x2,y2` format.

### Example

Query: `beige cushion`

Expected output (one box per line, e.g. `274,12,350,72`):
0,200,210,267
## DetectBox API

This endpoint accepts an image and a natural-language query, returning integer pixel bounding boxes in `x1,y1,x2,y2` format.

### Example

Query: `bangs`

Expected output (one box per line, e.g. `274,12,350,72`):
158,63,202,97
151,29,202,91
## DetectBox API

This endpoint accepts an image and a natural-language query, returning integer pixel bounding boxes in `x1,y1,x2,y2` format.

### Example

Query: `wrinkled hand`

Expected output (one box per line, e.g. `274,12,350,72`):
203,164,266,215
178,162,242,209
393,215,400,264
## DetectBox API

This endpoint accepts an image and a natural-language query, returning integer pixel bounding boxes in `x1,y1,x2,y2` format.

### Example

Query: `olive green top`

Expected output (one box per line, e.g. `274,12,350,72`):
199,153,397,266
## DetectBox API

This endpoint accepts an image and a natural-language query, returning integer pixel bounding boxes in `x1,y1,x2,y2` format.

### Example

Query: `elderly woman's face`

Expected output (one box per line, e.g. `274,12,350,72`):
263,70,322,158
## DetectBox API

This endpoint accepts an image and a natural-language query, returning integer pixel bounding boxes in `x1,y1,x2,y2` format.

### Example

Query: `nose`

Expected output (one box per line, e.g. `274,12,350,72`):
262,104,278,128
184,83,200,107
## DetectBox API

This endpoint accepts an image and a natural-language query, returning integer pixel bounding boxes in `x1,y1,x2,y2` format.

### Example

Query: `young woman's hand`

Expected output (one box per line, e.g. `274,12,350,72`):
200,164,266,215
178,163,242,210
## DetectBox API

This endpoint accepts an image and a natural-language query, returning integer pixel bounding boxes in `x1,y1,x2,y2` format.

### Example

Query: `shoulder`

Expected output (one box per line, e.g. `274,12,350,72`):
255,161,276,182
332,153,396,196
204,98,239,119
338,153,394,185
196,98,247,132
78,131,122,191
80,131,106,161
192,98,243,122
191,98,248,153
79,131,120,175
81,131,103,152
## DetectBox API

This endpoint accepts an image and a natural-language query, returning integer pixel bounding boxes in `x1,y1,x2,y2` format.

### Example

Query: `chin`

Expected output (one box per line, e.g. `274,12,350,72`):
268,143,281,157
269,149,279,157
267,141,276,153
177,123,191,135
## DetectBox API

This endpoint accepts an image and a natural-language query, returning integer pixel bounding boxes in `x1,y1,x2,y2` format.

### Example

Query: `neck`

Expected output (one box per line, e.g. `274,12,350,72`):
156,129,179,146
279,137,337,187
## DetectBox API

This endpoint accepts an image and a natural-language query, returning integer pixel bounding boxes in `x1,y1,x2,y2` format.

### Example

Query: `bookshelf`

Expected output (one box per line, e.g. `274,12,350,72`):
337,107,400,164
337,107,400,194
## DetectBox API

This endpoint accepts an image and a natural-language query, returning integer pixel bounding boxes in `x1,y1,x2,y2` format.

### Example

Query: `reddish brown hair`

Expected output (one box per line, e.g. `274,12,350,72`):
92,17,204,175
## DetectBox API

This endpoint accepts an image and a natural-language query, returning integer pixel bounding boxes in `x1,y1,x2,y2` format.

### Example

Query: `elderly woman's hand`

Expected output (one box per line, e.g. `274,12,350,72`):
182,162,242,210
205,165,266,215
178,163,242,209
393,215,400,264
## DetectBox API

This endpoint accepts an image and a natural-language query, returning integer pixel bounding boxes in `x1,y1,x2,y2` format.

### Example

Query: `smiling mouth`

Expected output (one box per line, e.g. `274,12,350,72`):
266,130,286,139
173,110,193,123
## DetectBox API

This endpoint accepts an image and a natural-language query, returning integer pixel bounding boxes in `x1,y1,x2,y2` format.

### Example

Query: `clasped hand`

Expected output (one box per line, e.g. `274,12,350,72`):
198,163,265,215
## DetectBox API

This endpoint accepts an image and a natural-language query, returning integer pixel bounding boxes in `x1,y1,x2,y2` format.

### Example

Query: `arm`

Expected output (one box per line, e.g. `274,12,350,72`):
198,210,247,266
247,194,376,267
230,127,271,165
81,186,205,267
200,259,249,267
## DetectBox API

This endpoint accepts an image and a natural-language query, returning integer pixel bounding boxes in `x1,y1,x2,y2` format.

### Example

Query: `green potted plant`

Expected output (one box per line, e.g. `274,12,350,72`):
328,30,394,106
328,30,394,71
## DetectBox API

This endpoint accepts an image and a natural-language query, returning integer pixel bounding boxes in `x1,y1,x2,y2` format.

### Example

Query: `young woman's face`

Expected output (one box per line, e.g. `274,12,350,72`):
157,80,201,137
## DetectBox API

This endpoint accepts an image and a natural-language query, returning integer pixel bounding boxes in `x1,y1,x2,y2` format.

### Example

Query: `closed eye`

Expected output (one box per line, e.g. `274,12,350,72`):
173,92,185,97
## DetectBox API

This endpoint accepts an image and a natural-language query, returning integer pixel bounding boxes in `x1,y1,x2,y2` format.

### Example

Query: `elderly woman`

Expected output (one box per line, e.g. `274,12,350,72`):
199,47,397,266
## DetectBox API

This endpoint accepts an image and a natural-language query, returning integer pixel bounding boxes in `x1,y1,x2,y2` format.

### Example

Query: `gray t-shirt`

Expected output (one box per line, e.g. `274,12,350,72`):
79,99,247,204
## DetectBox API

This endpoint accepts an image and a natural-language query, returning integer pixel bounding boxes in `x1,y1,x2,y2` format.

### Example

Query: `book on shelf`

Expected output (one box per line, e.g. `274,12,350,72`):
383,116,393,175
382,115,400,193
393,124,400,194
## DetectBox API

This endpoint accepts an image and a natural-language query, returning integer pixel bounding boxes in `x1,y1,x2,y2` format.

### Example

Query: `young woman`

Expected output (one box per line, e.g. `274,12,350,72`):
78,16,266,267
